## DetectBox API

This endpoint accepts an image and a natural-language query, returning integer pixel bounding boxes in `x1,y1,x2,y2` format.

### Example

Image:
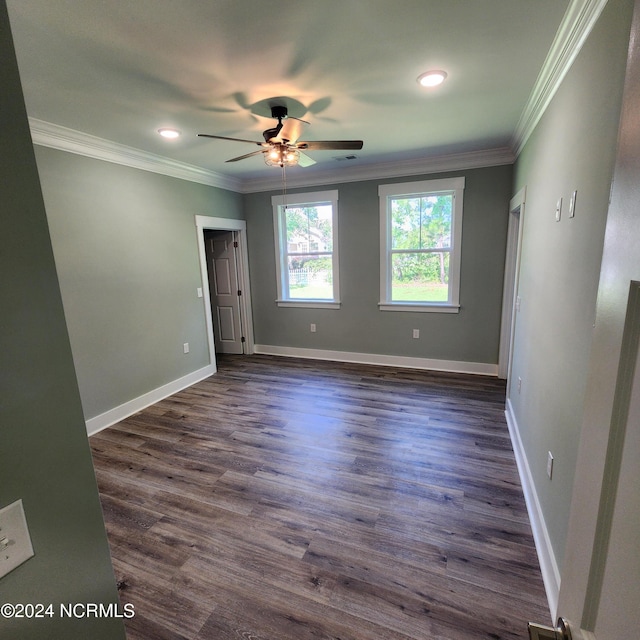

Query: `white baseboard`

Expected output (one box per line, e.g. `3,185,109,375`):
85,364,217,436
505,398,560,621
254,344,498,376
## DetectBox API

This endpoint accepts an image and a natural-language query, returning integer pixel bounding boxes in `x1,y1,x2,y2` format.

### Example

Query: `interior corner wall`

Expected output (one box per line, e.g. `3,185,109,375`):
33,146,244,423
244,164,513,369
0,1,125,637
509,0,634,580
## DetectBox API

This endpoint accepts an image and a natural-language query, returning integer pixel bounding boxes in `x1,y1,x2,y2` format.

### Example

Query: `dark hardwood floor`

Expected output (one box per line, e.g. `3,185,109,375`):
90,354,549,640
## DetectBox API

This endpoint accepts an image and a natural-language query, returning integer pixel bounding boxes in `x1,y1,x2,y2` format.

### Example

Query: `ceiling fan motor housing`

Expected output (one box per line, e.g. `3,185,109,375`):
263,126,282,142
270,105,288,120
263,105,288,141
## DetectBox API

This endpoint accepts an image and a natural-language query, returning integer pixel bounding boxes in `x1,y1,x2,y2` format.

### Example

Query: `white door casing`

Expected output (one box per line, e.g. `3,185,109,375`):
585,283,640,639
195,215,254,368
533,285,640,640
499,186,526,382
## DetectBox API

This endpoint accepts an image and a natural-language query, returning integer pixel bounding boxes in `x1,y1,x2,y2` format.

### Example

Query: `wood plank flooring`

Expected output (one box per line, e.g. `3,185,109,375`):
90,354,550,640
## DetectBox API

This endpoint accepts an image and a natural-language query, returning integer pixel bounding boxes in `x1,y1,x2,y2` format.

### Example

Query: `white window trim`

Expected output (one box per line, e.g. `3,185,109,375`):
272,189,340,309
378,177,465,313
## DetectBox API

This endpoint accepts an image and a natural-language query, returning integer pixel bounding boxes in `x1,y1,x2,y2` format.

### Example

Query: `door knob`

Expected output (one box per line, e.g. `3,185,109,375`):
528,617,572,640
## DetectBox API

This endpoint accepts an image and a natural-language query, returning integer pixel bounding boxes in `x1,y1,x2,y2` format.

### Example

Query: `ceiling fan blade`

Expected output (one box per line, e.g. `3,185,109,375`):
296,140,363,151
198,133,264,146
225,150,265,163
273,117,307,144
297,151,316,167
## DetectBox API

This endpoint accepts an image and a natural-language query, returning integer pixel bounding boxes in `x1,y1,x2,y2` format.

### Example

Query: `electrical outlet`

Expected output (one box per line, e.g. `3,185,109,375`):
547,451,554,479
0,500,35,579
412,329,420,339
310,323,316,333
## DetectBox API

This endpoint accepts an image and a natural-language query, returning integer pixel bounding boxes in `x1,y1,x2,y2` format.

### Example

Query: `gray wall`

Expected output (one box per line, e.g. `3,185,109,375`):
0,2,125,637
559,0,640,622
245,164,513,366
510,0,634,573
34,147,243,420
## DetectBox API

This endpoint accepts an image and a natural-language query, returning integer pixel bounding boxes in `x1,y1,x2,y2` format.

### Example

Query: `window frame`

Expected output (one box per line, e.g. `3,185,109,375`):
272,189,340,309
378,177,465,313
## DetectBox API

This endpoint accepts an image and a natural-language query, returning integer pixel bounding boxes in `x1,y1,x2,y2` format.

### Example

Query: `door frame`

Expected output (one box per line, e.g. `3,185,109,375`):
195,216,254,368
584,280,640,635
499,186,526,381
556,281,640,640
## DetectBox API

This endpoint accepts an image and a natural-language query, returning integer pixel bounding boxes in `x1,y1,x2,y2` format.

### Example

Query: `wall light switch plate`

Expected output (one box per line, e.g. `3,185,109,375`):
555,198,562,222
569,190,577,218
197,287,203,298
412,329,420,339
0,499,35,579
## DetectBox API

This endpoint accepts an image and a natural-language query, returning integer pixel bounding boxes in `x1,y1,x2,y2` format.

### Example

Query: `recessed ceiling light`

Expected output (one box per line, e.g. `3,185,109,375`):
417,70,447,88
158,128,181,139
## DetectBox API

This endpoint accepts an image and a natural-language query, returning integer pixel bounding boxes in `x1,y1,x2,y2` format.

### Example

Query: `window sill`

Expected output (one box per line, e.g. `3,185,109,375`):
276,300,341,310
378,302,460,313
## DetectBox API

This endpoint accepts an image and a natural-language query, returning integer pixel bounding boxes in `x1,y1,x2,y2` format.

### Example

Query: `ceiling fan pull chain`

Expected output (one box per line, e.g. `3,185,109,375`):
281,163,288,211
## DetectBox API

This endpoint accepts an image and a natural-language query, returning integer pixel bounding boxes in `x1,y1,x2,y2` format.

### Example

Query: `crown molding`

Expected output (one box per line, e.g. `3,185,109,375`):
29,116,513,193
238,147,515,193
511,0,608,156
29,118,242,192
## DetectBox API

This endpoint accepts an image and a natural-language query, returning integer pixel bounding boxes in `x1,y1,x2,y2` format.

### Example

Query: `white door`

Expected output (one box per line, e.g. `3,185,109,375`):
204,230,244,354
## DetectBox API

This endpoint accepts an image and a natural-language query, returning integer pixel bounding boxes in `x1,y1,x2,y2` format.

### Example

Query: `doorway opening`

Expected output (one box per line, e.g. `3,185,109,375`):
195,216,254,370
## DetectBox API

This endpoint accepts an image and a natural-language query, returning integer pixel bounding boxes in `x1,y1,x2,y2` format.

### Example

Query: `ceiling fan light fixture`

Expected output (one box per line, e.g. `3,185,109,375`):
417,70,447,87
264,145,300,167
157,128,181,139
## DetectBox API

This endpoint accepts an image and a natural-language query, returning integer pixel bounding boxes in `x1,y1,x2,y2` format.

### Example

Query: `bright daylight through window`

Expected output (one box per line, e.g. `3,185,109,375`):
379,177,464,312
272,190,340,308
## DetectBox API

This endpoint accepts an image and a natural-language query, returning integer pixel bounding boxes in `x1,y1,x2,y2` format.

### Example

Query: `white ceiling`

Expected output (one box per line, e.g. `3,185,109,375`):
7,0,576,189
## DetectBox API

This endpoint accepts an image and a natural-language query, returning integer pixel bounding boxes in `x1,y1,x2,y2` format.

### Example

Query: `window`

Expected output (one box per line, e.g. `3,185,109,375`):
379,177,464,312
272,190,340,308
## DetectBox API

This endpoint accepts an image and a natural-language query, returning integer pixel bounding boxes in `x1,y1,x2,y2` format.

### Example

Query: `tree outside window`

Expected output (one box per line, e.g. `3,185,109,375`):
285,204,334,300
272,190,340,308
390,193,452,302
379,177,464,313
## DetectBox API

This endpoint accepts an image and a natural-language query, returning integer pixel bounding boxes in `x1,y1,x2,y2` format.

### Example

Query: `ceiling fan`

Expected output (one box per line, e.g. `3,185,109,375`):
198,105,363,168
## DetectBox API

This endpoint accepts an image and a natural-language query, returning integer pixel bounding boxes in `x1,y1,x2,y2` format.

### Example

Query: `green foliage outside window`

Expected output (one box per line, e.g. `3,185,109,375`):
285,204,334,299
390,194,452,302
285,206,332,253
